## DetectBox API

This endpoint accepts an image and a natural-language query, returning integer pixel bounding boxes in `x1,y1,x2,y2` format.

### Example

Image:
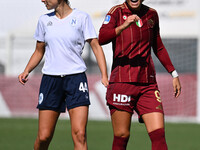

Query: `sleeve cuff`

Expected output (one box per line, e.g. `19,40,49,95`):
171,70,179,78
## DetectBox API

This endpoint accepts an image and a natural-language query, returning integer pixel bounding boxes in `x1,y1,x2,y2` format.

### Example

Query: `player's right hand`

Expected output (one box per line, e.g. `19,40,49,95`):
122,14,140,29
18,71,29,85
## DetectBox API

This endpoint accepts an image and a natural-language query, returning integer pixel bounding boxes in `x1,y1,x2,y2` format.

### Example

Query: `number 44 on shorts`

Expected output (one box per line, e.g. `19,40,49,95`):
79,82,88,92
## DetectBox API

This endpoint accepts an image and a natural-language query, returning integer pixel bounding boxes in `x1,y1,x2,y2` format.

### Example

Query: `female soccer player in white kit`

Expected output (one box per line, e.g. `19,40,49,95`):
18,0,108,149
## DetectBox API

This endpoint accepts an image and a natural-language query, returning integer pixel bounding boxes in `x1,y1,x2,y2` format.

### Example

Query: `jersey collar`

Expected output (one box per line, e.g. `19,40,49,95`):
123,2,145,15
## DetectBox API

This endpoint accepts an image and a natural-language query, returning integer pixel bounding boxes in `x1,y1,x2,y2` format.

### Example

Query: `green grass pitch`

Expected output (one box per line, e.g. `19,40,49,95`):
0,118,200,150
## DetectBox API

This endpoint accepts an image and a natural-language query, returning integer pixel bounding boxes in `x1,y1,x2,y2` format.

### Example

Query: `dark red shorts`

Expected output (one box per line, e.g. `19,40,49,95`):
106,82,164,122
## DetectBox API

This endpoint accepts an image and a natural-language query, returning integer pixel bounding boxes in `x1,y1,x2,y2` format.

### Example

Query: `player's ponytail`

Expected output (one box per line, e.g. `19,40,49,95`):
64,0,70,5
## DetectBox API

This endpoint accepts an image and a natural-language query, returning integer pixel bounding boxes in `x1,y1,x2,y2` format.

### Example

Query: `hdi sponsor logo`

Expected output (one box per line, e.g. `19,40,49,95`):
113,94,131,102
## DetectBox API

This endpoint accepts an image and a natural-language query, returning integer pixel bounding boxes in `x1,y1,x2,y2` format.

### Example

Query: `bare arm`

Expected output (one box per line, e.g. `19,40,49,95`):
18,41,45,85
87,38,109,87
172,77,181,98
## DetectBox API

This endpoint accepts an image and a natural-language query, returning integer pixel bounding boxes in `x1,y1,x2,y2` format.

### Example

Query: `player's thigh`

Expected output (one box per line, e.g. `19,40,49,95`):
69,106,89,132
38,110,60,137
111,110,132,136
142,112,164,133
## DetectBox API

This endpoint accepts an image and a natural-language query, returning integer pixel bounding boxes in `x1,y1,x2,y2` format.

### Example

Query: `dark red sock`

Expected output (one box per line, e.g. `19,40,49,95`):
112,136,129,150
148,128,168,150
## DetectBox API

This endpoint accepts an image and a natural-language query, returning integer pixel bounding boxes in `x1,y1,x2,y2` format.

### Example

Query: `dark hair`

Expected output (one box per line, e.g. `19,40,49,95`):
64,0,70,5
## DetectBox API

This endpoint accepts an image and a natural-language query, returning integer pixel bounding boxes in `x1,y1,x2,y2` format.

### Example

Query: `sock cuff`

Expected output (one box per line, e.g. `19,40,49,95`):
148,128,165,141
114,135,129,141
112,135,130,150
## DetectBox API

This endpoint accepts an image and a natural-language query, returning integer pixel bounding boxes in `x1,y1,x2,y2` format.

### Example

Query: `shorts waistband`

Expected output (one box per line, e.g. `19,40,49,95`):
43,72,85,78
43,74,66,78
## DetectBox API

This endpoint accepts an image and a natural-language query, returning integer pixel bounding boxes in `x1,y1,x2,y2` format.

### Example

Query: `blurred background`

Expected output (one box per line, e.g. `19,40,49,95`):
1,0,200,150
0,0,199,122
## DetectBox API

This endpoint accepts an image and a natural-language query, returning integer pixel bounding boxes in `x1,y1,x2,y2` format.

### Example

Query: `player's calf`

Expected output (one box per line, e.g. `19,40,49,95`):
148,128,168,150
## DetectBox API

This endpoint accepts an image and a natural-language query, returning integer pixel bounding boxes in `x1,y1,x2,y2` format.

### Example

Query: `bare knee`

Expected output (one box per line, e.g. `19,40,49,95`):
73,129,87,144
111,110,132,138
114,129,130,138
37,132,53,144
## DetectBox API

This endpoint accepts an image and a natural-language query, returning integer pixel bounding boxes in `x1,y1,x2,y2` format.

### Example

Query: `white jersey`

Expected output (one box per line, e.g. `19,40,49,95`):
34,8,97,75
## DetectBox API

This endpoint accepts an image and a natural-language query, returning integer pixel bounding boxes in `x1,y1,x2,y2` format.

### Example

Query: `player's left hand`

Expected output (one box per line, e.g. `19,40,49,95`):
101,77,109,88
173,77,181,98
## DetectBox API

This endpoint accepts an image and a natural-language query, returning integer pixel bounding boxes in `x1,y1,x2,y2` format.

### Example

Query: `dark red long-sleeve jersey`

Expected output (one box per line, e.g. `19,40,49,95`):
99,2,175,83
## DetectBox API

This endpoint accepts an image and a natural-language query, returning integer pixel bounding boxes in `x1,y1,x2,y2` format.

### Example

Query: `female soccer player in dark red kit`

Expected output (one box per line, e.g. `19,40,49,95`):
99,0,181,149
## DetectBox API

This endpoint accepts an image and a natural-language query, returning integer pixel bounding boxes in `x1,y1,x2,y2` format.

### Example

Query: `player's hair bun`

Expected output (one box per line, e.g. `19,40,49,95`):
64,0,70,5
